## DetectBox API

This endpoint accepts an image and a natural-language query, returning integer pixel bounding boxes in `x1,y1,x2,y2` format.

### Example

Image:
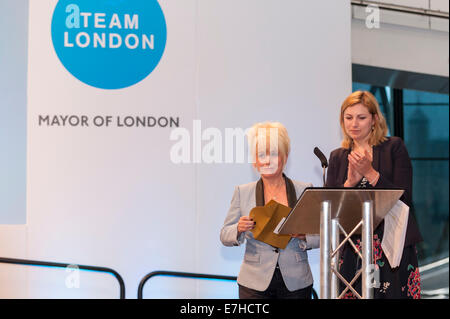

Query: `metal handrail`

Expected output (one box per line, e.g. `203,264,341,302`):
0,257,125,299
138,270,319,299
138,270,236,299
419,257,449,273
351,0,449,19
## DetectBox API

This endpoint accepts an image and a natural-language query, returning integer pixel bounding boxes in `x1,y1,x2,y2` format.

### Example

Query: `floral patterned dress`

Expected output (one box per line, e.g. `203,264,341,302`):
338,177,421,299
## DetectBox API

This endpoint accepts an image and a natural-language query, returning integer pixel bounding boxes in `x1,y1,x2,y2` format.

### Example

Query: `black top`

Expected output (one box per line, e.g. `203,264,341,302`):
325,136,422,247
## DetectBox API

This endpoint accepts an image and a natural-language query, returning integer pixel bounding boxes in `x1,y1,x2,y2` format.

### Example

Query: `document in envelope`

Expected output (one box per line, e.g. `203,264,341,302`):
381,200,409,268
249,200,292,249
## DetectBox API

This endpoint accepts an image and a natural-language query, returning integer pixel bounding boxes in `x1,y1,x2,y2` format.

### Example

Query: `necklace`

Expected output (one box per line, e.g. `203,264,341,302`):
264,179,285,200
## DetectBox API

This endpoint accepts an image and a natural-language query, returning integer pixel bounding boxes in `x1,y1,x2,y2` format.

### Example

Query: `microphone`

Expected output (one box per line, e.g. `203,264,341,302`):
314,147,328,168
314,147,328,187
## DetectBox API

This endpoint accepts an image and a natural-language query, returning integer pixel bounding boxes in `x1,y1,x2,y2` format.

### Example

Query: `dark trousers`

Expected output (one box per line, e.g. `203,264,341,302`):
238,267,312,299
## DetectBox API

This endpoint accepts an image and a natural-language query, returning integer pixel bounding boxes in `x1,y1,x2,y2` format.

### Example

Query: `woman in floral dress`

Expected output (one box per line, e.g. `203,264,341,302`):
326,91,423,299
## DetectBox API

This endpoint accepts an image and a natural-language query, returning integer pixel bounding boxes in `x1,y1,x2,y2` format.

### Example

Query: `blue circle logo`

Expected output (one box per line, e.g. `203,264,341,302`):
51,0,167,90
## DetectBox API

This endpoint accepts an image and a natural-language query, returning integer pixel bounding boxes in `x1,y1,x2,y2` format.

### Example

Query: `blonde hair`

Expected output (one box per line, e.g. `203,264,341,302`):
340,91,388,148
247,121,290,166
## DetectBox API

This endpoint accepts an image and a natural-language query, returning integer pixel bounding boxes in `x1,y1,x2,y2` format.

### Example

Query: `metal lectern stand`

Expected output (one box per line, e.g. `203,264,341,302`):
275,188,404,299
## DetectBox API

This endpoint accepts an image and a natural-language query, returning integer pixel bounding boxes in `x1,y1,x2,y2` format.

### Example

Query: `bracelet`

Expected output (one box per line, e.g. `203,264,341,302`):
368,172,380,185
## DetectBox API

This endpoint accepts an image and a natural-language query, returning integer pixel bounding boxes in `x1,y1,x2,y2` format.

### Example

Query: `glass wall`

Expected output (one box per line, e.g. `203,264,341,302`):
403,89,449,264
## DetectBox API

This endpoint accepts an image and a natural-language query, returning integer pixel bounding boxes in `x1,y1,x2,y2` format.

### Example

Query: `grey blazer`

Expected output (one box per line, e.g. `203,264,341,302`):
220,177,320,292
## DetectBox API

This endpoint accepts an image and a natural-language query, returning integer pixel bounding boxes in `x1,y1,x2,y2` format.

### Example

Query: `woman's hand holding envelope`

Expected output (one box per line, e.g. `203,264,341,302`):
238,216,255,234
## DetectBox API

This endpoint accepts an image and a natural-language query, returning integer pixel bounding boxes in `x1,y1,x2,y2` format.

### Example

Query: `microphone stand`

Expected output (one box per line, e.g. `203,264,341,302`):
322,165,327,187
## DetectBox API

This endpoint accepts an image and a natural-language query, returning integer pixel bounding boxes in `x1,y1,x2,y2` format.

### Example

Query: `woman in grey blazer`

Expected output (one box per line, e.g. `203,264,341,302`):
220,122,319,299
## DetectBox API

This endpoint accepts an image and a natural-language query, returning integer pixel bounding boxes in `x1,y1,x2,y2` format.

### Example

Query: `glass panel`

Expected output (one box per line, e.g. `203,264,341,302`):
352,82,372,92
412,160,449,263
403,89,449,266
404,90,449,104
404,106,449,158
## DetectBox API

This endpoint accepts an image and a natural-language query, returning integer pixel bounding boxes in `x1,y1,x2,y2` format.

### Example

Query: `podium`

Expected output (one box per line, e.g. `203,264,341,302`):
275,187,404,299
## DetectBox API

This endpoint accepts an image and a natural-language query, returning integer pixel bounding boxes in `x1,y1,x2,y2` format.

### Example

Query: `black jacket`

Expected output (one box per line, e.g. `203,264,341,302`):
326,136,423,247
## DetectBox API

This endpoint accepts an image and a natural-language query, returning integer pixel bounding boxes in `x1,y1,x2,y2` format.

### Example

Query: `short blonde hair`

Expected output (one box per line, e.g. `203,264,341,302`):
247,121,290,165
340,91,388,148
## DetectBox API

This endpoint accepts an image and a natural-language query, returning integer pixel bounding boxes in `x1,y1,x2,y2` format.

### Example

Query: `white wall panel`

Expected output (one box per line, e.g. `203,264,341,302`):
430,0,450,12
25,0,199,298
352,18,449,77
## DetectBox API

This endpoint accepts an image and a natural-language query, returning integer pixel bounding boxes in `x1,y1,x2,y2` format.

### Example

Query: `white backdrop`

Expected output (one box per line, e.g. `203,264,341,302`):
1,0,351,298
